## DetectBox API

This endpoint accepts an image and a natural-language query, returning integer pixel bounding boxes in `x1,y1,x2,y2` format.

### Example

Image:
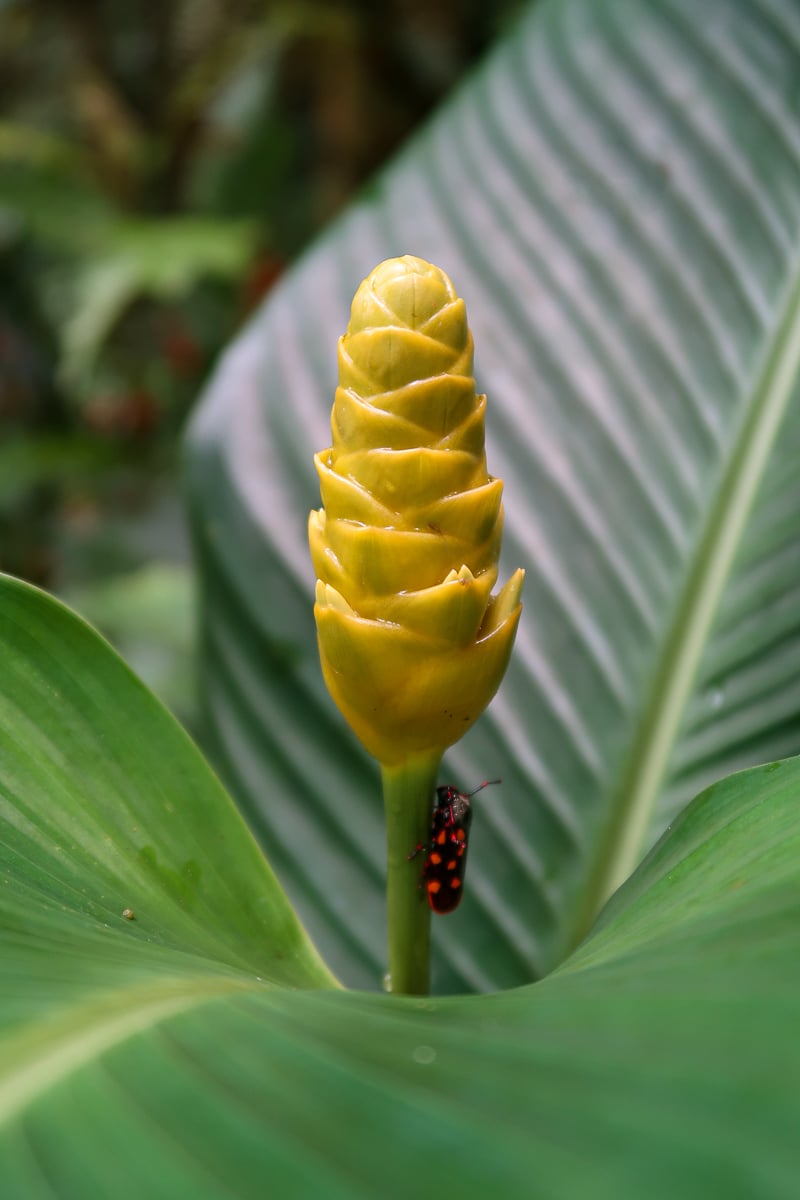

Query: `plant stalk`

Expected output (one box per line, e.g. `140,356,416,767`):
382,753,441,995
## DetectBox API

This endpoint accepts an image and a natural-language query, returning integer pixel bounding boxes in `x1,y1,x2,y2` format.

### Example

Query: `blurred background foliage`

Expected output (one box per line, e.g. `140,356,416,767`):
0,0,522,728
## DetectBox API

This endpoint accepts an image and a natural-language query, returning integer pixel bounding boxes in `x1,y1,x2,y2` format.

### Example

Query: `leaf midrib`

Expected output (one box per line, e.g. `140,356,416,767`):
569,258,800,948
0,974,255,1125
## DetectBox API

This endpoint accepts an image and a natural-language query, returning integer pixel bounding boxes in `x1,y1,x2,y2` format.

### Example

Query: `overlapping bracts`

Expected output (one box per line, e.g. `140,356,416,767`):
309,256,523,766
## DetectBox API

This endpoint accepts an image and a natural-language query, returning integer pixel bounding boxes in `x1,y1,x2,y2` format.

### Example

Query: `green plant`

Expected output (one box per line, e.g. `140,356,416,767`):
186,0,800,995
2,0,800,1195
310,254,524,993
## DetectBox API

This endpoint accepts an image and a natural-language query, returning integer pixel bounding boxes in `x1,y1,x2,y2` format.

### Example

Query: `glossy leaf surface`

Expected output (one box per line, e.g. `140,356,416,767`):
186,0,800,991
2,574,800,1196
0,575,335,994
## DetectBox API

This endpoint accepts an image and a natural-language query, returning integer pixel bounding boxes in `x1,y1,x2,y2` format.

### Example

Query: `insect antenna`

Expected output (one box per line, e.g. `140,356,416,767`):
465,778,501,798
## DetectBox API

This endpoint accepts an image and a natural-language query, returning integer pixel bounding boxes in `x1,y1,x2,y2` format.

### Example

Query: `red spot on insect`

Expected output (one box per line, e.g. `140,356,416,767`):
408,780,500,915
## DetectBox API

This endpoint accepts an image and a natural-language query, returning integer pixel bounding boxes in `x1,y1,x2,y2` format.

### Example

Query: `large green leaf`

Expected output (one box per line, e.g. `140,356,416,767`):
185,0,800,992
0,574,335,995
2,572,800,1197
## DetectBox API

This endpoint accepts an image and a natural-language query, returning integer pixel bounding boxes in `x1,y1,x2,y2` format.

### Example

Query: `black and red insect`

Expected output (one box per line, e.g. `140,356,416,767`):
409,780,499,914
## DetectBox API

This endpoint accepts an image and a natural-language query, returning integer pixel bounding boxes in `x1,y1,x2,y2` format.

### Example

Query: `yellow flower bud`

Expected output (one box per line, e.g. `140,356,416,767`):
309,255,524,766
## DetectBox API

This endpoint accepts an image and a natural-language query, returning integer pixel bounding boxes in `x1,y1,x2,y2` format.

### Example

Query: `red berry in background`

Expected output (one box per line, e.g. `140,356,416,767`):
241,252,286,313
162,319,203,378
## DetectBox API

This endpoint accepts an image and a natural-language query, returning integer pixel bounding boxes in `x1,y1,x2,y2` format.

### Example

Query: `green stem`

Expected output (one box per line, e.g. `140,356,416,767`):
381,753,441,995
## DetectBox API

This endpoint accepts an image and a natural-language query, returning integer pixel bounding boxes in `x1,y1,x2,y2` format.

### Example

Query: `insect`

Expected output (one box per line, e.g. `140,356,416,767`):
409,780,500,914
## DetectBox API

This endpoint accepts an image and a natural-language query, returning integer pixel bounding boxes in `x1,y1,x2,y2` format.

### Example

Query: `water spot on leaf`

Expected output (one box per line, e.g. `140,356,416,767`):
412,1044,437,1065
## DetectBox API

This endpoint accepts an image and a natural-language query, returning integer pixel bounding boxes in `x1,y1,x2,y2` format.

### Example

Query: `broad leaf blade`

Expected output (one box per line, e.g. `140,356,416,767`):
1,587,799,1197
185,0,800,992
0,574,335,992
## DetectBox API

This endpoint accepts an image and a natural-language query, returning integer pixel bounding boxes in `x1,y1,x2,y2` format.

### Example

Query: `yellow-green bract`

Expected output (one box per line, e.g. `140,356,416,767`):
309,255,524,767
